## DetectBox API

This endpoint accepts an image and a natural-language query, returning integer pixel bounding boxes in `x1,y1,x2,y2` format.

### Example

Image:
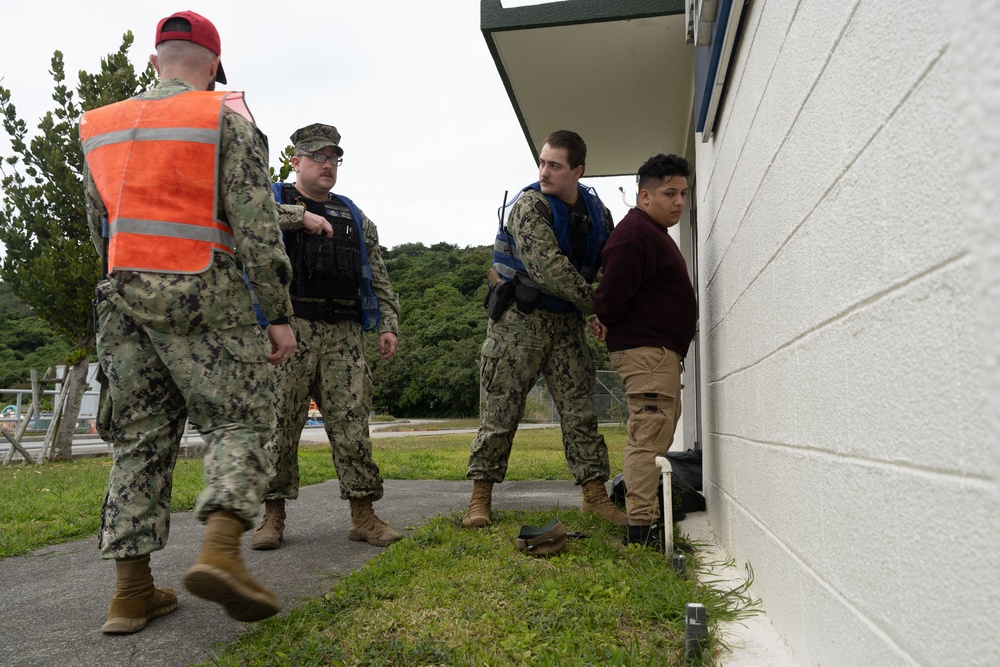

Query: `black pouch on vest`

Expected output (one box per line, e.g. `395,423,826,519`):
513,275,539,314
291,235,341,299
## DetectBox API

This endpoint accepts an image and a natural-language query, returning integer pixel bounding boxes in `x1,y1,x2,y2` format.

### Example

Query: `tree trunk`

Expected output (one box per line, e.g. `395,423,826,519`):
49,361,90,461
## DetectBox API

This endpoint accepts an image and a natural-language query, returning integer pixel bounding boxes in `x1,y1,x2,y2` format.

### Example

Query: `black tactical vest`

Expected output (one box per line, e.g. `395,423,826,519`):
281,184,363,309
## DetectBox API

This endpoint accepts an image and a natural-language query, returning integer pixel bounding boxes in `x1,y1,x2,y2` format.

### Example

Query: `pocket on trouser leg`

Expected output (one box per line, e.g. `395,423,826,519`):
186,329,276,452
478,337,506,394
218,333,272,407
95,364,114,441
626,397,677,451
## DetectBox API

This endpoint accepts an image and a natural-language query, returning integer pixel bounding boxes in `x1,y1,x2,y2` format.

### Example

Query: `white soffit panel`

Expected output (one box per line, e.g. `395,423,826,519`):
490,13,693,176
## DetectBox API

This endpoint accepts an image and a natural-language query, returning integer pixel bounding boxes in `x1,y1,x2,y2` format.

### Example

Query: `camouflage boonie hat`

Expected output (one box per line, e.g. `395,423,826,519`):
291,123,344,156
515,516,568,557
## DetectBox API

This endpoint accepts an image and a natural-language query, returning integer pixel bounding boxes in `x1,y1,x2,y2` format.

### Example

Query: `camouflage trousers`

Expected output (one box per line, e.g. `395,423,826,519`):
263,317,384,501
467,305,610,485
96,294,274,560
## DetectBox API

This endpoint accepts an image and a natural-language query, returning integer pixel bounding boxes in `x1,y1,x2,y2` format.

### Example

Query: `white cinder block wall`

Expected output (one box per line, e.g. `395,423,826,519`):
695,2,1000,665
962,1,1000,663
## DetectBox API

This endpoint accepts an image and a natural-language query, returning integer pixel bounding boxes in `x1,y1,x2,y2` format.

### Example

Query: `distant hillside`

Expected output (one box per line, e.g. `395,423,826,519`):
369,241,610,418
368,242,492,417
0,280,72,389
1,242,607,418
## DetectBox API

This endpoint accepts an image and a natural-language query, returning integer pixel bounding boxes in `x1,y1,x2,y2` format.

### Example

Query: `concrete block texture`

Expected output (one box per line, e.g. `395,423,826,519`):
696,0,1000,665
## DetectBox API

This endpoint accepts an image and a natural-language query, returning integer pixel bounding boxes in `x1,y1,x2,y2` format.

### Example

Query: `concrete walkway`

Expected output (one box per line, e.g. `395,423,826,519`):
0,479,582,667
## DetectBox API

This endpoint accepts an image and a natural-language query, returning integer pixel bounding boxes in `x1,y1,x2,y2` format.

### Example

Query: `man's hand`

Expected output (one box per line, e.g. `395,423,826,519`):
379,332,398,360
302,211,333,237
266,323,297,364
589,316,608,342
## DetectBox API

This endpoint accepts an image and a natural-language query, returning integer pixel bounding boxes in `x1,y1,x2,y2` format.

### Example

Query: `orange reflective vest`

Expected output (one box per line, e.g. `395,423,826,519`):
80,91,255,274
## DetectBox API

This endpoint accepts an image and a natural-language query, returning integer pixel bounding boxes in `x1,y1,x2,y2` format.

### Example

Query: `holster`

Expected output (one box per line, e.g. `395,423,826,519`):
484,279,514,321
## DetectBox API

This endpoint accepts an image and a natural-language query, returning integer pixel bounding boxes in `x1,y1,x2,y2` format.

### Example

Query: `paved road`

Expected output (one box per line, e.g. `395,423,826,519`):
0,420,562,461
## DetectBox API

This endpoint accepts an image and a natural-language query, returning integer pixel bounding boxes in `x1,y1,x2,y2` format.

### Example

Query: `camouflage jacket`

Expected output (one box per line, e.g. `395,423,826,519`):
277,200,400,335
507,188,614,315
82,79,293,334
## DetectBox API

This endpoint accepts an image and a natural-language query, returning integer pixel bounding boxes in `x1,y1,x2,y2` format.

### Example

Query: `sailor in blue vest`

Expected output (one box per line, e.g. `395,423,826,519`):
463,130,627,528
251,123,403,549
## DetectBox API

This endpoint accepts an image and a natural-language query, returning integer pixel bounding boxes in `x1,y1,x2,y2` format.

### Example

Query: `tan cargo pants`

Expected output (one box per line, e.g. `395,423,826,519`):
609,346,683,525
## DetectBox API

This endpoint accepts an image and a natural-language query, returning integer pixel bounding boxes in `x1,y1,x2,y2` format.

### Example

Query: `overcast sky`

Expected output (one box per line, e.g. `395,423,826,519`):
0,0,635,257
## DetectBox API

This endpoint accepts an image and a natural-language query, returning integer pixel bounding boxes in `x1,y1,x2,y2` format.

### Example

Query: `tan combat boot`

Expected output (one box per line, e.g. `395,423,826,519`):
183,511,280,622
462,480,494,528
348,498,403,547
250,499,286,551
581,479,627,526
101,554,178,634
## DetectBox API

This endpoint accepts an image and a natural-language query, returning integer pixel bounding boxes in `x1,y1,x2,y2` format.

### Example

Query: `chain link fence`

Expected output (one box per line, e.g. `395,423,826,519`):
518,370,626,424
593,370,627,423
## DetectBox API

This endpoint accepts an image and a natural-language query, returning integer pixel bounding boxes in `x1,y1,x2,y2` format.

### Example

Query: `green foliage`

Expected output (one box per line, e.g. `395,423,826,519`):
0,460,109,557
588,328,611,371
1,428,749,666
269,143,295,183
0,32,155,357
366,241,612,416
296,425,625,484
0,280,72,387
369,242,493,417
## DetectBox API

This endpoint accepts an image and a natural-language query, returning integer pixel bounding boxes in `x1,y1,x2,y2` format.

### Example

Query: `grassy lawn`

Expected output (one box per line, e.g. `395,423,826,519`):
0,425,624,559
198,508,756,666
0,424,758,664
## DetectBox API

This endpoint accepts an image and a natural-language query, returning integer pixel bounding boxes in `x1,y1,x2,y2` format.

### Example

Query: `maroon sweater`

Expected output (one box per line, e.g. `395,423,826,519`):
593,207,697,356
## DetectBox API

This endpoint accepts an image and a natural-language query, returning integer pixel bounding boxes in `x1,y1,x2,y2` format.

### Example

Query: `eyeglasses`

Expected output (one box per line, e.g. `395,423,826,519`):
300,151,343,166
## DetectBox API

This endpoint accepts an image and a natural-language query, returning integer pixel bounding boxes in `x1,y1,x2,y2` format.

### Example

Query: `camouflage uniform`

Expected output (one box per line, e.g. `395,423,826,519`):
84,79,293,559
467,188,614,484
263,205,399,501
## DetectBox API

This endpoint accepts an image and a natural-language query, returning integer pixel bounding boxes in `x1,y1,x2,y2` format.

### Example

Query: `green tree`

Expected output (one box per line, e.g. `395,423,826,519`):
368,243,492,417
0,280,73,391
270,144,295,183
367,241,610,417
0,33,155,459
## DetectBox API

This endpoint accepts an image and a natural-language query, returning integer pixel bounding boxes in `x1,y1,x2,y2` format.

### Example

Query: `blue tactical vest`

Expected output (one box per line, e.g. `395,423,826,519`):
492,182,609,312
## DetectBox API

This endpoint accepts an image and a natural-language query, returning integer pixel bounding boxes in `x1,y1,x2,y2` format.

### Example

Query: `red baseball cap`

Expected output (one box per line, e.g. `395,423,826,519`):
155,10,227,84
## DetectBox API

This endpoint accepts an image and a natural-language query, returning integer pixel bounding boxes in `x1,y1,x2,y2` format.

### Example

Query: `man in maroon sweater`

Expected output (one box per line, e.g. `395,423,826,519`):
592,153,696,549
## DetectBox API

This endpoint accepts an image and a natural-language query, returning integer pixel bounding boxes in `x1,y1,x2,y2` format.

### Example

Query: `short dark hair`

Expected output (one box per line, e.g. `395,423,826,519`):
543,130,587,169
637,153,690,192
161,17,191,33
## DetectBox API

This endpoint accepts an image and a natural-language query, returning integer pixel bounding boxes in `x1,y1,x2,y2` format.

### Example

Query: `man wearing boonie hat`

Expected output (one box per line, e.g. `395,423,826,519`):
249,123,403,550
80,10,294,634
